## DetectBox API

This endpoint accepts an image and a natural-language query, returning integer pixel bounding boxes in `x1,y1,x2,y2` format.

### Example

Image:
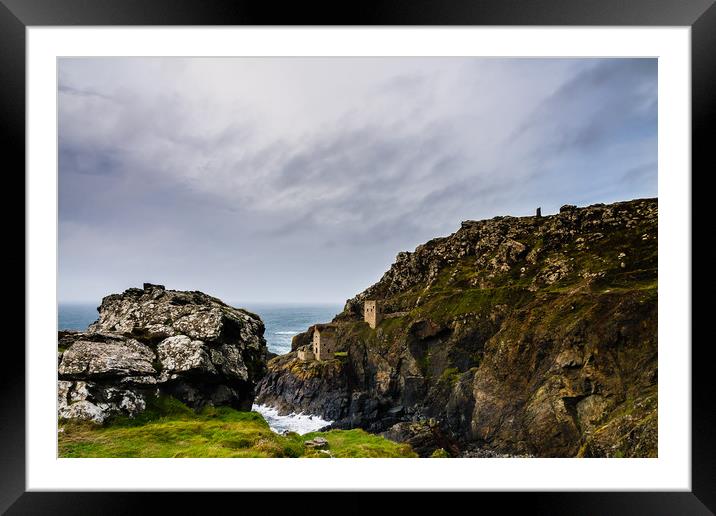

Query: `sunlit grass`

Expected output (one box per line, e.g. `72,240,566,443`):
58,396,416,458
299,429,417,458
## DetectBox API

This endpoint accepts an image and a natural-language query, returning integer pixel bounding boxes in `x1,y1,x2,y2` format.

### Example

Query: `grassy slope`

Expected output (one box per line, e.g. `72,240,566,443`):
58,396,416,458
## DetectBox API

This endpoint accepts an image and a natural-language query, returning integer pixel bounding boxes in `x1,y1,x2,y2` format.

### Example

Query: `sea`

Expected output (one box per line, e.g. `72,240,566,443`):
58,302,341,434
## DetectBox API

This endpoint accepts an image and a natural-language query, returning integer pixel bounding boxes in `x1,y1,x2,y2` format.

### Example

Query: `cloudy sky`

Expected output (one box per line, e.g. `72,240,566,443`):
58,57,657,304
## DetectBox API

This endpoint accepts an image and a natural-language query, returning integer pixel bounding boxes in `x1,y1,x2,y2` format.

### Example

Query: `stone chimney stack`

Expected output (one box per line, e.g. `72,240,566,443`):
364,300,382,329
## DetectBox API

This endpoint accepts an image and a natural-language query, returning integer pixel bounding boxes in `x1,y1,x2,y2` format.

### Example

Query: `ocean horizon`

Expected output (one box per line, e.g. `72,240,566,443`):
58,301,343,356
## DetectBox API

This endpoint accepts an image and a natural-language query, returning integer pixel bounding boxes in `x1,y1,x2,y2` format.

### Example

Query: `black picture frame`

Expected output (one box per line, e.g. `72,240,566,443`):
3,0,712,513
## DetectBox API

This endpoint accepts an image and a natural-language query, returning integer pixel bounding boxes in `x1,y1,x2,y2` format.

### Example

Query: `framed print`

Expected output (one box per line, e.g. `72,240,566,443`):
3,0,713,513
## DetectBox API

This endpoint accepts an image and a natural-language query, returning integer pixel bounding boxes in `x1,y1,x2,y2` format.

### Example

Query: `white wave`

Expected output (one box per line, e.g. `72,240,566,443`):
274,331,299,335
252,404,333,435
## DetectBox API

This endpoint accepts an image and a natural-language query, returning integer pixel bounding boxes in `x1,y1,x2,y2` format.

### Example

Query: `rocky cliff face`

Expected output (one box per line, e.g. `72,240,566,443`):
255,198,658,457
58,284,268,423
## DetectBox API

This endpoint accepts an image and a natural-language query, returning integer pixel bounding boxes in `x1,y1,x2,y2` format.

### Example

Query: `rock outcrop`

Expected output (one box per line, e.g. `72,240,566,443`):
255,198,658,457
254,353,350,422
381,419,461,457
58,284,268,423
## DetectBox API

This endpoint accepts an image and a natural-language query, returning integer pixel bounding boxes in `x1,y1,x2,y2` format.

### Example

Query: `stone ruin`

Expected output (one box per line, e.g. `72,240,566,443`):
364,300,382,329
298,324,337,361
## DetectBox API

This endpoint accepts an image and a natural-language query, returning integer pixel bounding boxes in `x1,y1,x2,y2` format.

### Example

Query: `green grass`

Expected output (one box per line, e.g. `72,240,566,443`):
299,430,416,458
58,396,416,458
378,316,407,335
415,286,534,324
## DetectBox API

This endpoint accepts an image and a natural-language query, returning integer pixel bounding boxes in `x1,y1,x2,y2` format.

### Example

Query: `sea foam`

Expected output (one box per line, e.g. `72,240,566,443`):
252,404,333,435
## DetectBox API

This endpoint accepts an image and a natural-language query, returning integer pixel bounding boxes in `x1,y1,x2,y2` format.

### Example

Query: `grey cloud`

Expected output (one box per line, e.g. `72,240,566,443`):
259,119,470,246
58,57,657,304
621,161,657,187
59,144,124,177
58,83,115,101
512,59,657,155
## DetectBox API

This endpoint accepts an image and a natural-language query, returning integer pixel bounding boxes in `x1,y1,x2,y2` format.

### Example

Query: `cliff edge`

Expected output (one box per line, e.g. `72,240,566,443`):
255,198,658,457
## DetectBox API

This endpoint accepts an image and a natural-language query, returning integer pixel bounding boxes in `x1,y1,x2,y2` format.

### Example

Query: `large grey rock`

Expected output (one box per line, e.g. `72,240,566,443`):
58,333,155,378
58,284,268,423
88,283,264,351
157,335,216,376
58,380,146,423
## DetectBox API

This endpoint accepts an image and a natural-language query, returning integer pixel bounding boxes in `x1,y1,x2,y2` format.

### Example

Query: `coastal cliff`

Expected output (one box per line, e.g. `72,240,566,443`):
255,198,658,457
